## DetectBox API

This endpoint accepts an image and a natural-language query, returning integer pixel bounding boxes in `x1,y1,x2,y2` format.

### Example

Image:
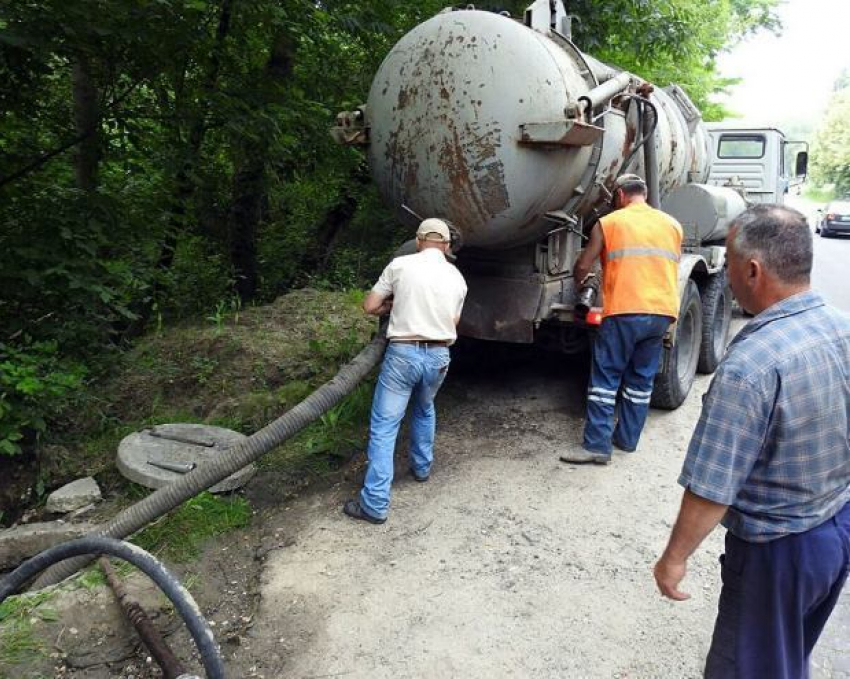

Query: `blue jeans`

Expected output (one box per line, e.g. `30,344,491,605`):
583,314,671,455
360,343,450,519
705,502,850,679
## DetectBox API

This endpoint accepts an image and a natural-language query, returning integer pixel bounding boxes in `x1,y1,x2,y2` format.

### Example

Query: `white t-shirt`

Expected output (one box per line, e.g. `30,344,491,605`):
372,248,467,342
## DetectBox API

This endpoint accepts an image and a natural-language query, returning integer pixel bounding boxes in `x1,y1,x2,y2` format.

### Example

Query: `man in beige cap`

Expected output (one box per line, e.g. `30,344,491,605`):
343,218,467,524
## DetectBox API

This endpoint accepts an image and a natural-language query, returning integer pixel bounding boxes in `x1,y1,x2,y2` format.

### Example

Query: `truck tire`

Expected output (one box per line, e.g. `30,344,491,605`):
697,271,732,374
651,280,702,410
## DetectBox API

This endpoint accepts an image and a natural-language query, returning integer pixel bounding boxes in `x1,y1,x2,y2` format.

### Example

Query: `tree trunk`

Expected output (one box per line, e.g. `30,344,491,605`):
229,161,263,300
158,0,233,274
227,34,296,302
123,0,233,338
291,165,372,286
71,55,100,193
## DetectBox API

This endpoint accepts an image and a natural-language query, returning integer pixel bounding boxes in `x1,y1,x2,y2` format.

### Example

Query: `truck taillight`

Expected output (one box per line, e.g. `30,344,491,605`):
586,308,603,325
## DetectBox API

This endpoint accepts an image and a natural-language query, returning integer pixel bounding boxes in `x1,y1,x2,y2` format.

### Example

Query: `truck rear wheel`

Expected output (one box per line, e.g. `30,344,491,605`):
651,280,702,410
697,271,732,374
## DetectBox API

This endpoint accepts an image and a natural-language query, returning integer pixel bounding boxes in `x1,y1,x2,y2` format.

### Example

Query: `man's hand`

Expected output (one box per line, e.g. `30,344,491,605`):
363,291,392,316
654,489,728,602
376,298,393,316
653,555,691,601
573,222,603,285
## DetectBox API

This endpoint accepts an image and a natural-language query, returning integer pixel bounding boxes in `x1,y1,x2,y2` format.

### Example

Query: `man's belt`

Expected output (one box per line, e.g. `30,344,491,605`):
390,339,450,347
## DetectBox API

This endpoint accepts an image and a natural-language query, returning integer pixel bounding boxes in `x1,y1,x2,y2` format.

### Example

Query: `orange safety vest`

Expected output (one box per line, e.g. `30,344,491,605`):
599,202,683,319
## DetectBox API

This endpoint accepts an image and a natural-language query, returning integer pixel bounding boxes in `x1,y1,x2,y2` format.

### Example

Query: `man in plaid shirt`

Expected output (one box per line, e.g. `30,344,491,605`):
654,204,850,678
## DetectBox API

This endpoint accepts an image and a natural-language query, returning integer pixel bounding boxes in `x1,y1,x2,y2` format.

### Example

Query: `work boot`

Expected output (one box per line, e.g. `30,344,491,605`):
558,449,611,465
342,499,386,524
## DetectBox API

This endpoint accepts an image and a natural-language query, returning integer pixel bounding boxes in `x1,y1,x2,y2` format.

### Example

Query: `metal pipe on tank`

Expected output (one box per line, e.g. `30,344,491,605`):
576,72,632,117
643,102,660,208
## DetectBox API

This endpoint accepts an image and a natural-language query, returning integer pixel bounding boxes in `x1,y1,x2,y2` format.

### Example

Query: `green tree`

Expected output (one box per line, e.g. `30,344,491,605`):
810,89,850,196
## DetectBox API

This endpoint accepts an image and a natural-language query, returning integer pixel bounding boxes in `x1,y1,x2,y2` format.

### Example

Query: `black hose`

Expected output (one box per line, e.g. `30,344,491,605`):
0,536,224,679
32,329,387,589
617,94,659,177
642,100,661,207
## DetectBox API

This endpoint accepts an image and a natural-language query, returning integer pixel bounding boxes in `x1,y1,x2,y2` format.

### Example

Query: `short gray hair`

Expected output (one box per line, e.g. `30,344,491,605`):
614,173,647,197
731,204,812,284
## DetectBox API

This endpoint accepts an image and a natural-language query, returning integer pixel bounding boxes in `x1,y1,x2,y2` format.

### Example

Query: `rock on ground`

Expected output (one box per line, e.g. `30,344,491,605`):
45,477,102,514
0,522,94,569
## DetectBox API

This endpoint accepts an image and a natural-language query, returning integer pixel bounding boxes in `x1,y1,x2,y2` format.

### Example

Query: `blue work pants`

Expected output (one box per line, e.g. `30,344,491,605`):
360,343,450,519
583,314,670,455
705,501,850,678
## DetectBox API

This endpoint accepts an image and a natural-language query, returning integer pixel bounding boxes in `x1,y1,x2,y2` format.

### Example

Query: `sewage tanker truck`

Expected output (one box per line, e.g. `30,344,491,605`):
332,0,808,408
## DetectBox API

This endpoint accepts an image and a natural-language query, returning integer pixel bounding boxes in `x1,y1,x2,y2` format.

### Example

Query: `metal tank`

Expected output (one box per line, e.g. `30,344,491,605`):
357,5,712,249
661,183,747,243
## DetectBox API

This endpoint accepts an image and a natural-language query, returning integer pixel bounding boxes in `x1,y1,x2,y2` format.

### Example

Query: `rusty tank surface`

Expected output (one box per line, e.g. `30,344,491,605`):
354,5,710,249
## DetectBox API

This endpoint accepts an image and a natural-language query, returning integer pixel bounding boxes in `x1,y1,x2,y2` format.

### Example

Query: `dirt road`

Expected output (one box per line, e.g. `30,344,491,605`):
224,323,846,679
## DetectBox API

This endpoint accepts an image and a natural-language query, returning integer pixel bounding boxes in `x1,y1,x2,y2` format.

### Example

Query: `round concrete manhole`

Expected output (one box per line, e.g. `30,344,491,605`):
117,424,256,493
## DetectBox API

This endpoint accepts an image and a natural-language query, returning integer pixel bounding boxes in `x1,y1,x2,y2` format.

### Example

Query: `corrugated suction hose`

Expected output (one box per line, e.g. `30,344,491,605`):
30,329,387,589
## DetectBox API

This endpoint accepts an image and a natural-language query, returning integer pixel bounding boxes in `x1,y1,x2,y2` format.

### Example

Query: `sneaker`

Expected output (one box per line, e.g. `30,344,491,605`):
342,499,386,524
410,468,430,483
558,449,611,465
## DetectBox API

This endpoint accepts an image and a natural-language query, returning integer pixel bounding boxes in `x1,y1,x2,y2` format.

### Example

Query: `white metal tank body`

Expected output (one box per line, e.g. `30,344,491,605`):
661,183,747,243
364,8,711,250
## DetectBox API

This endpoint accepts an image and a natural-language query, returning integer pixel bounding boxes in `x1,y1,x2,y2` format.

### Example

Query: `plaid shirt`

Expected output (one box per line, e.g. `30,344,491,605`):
679,290,850,542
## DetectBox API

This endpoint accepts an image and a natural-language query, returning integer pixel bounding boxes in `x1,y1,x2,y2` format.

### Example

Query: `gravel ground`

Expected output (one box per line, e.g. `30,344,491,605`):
226,320,845,679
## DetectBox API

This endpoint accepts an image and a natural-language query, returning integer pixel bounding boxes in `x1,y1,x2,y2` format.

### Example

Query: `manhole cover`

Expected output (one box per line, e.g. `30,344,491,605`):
117,424,256,493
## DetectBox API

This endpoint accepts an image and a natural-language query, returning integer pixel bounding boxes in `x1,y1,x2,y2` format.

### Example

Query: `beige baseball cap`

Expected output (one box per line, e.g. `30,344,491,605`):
416,218,451,243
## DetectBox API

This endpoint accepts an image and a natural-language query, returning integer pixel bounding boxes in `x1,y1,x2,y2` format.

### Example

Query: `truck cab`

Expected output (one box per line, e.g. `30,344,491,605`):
705,125,808,203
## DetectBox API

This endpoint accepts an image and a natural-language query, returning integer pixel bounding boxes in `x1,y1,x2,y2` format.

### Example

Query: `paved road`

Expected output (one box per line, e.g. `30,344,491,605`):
787,195,850,678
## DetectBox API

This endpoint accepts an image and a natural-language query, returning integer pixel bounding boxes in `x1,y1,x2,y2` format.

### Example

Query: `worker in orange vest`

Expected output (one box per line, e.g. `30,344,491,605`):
559,174,683,465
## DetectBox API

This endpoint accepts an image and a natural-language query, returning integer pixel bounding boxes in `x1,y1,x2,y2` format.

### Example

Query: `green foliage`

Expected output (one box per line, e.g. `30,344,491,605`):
301,381,373,460
810,89,850,197
803,185,836,203
131,491,251,562
0,341,86,455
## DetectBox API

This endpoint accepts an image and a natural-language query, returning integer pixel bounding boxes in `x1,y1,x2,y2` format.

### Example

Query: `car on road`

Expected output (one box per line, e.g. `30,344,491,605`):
815,200,850,237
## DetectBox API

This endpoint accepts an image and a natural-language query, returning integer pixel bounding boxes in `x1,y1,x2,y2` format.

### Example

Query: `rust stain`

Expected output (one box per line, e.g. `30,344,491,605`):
623,120,637,156
436,123,511,235
403,160,419,192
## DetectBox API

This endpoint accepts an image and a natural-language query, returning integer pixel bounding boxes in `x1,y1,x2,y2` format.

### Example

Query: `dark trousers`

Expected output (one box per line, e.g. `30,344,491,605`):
705,501,850,679
583,314,670,455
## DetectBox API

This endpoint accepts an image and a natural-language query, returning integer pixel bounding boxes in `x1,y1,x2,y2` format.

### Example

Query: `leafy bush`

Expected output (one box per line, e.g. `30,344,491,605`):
0,341,86,456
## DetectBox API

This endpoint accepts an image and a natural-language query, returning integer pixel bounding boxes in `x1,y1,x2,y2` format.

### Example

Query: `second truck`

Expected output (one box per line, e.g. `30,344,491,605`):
332,0,808,408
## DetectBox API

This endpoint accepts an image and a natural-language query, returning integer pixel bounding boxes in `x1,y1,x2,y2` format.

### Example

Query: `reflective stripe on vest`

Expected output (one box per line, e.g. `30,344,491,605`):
599,203,682,319
606,247,680,263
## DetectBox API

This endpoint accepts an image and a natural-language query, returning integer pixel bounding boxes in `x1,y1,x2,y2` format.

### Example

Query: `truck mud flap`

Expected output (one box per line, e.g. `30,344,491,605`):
458,276,544,343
